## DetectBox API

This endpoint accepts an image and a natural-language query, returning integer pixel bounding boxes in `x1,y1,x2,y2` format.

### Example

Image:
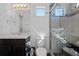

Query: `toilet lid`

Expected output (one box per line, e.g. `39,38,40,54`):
36,48,47,56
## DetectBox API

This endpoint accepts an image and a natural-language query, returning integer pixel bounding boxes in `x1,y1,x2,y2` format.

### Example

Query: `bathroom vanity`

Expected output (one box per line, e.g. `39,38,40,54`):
0,33,30,56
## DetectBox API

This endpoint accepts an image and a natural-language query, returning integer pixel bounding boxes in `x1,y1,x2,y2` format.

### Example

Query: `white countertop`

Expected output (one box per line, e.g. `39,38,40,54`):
0,33,30,39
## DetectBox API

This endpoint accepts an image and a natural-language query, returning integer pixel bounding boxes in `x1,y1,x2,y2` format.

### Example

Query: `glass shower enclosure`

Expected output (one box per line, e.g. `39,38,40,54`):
49,3,79,56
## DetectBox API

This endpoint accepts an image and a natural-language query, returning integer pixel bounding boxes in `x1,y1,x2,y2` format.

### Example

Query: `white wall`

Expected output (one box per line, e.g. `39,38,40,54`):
0,3,11,34
30,3,49,52
0,3,30,34
70,14,79,43
71,14,79,34
60,13,79,45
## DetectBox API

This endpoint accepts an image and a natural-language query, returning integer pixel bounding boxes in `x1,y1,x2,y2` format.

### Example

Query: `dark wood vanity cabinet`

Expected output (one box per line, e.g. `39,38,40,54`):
12,39,26,56
0,45,11,56
0,39,26,56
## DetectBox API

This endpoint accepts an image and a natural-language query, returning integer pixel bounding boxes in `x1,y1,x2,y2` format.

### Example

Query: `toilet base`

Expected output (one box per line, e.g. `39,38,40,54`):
36,47,47,56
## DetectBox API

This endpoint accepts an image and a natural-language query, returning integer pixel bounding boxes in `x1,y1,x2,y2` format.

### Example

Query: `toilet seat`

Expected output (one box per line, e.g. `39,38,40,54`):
36,47,47,56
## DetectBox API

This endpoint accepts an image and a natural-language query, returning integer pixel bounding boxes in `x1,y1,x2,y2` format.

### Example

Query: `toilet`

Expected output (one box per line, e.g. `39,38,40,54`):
36,47,47,56
36,39,47,56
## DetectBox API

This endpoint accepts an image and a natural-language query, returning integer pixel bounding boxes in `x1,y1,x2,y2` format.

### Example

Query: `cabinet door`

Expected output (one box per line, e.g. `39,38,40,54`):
0,39,12,56
12,39,26,56
0,45,11,56
13,45,26,56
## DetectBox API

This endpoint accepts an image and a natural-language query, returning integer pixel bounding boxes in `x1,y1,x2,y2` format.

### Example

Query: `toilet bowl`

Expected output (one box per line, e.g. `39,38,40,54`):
36,47,47,56
36,37,47,56
36,42,47,56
